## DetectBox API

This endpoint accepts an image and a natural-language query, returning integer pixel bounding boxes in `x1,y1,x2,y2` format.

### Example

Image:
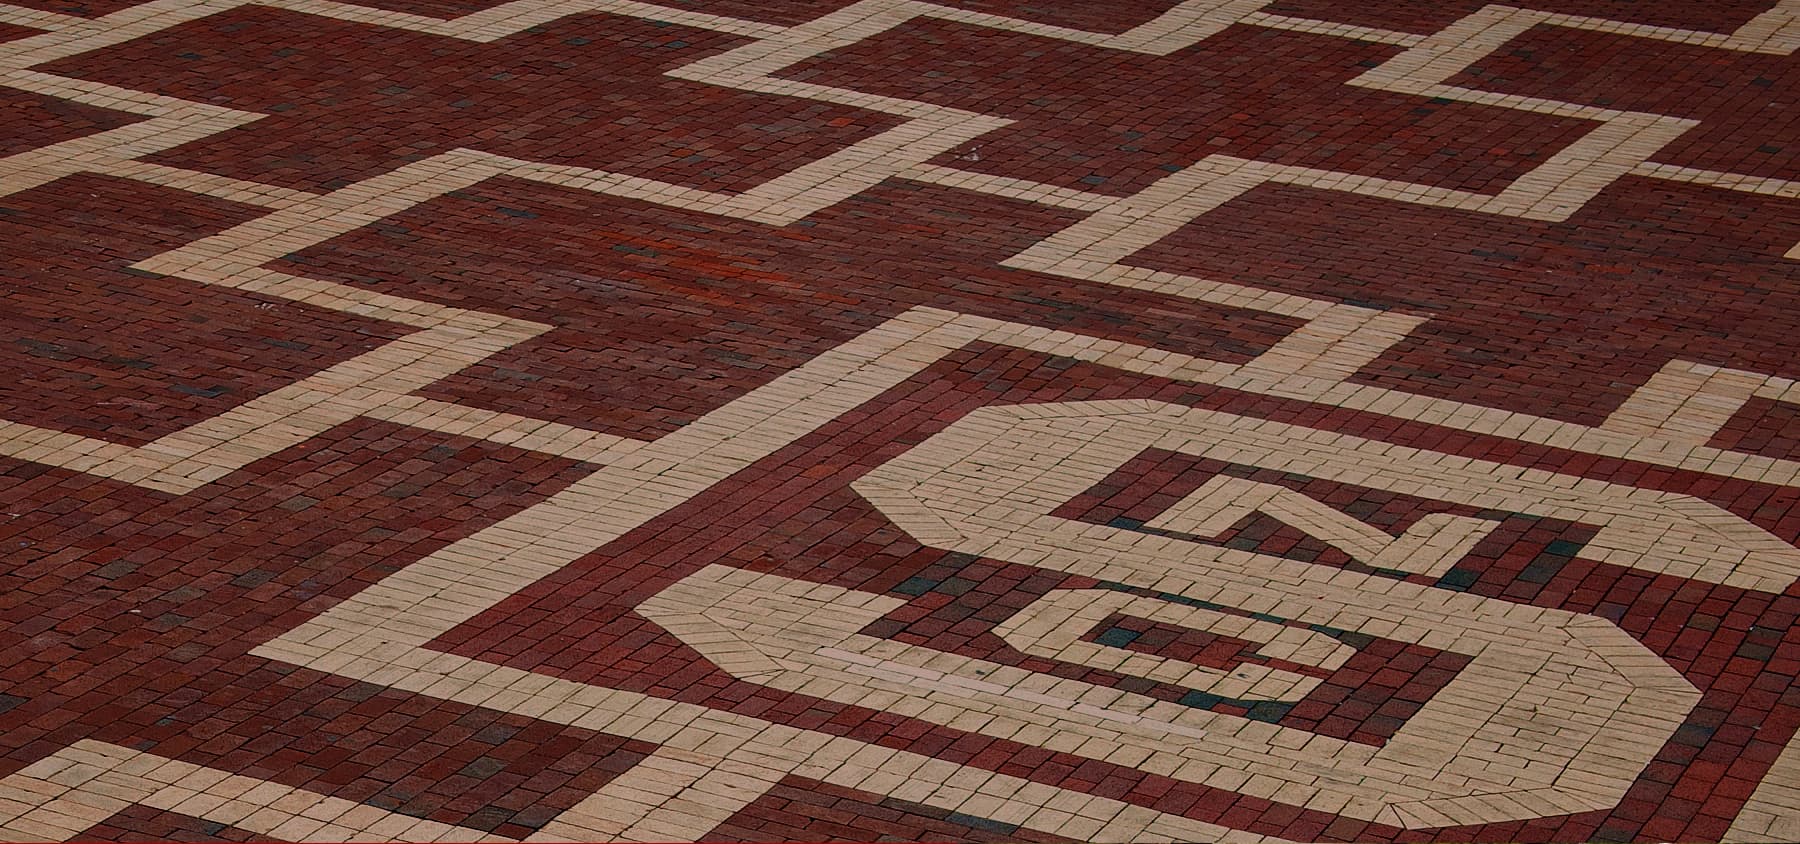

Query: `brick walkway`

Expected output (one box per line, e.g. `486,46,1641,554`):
3,1,1800,841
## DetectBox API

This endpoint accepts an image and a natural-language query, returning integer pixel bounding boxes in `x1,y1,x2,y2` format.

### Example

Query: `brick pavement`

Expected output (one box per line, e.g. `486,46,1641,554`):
2,0,1800,841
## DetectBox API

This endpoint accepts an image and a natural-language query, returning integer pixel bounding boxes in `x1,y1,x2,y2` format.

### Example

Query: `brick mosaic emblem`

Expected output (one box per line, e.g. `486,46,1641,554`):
4,1,1800,842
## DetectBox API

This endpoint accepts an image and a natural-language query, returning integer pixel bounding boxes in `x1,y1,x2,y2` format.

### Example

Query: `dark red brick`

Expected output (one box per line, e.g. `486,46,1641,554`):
785,21,1596,196
0,88,138,156
1263,0,1777,35
0,176,408,444
46,8,895,193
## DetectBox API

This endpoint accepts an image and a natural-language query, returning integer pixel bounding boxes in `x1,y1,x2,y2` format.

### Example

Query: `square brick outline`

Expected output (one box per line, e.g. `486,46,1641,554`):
3,0,1800,494
0,741,510,842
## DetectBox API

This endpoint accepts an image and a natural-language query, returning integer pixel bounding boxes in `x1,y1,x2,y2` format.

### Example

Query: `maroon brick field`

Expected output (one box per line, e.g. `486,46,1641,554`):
4,0,1800,842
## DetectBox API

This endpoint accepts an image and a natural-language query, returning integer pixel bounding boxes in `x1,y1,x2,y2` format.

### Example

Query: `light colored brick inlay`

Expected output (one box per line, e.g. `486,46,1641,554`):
1146,476,1494,577
993,587,1354,702
0,740,503,842
1726,729,1800,843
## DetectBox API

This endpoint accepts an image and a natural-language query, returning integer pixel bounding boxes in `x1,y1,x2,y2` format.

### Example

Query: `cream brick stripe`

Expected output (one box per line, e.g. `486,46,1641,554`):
0,0,242,70
0,0,785,207
1635,161,1800,198
1239,11,1424,46
0,153,557,494
0,319,547,491
0,117,262,198
1355,3,1800,100
0,4,82,31
911,313,1800,492
0,0,775,72
900,163,1118,212
1630,163,1800,260
1727,728,1800,843
668,0,1771,277
0,69,251,116
1503,2,1800,54
363,397,643,464
669,0,1795,241
531,737,797,842
1602,359,1800,444
92,159,318,208
1344,1,1800,249
1145,476,1492,576
0,734,1277,843
915,158,1800,226
667,0,1595,228
875,3,1800,248
269,0,785,40
0,741,503,842
524,726,1211,844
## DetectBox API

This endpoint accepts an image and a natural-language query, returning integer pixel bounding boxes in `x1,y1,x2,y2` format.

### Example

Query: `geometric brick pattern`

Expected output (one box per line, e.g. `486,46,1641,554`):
4,0,1800,842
